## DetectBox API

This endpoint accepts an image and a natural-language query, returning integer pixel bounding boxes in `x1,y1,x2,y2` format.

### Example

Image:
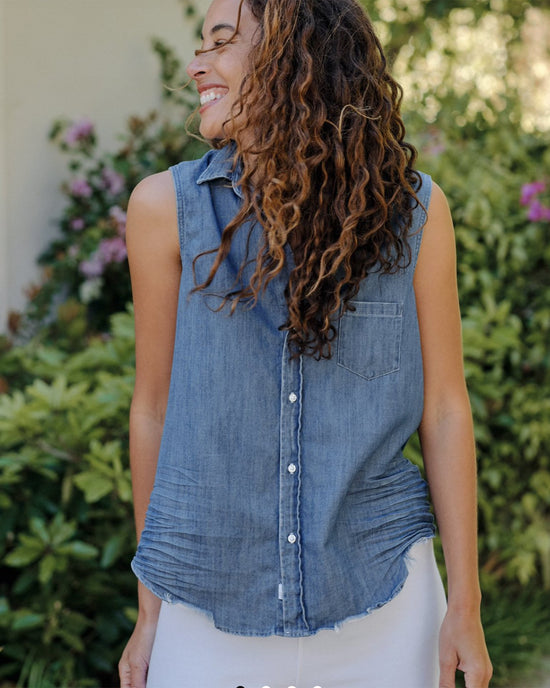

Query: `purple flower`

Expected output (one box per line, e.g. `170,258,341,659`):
69,178,93,198
79,252,104,278
109,205,127,237
70,217,85,231
99,236,127,264
527,200,550,222
64,118,95,146
102,168,125,196
68,245,79,258
520,181,546,207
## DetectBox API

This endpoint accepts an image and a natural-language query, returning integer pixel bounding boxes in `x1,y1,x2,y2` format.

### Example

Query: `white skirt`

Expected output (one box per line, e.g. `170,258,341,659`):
146,539,447,688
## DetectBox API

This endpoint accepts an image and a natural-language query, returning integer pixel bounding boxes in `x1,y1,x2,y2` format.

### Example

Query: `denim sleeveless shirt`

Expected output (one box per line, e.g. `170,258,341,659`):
131,144,435,637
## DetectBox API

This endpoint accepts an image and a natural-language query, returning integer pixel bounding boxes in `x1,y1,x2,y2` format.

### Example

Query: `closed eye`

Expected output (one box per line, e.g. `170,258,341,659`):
194,37,234,55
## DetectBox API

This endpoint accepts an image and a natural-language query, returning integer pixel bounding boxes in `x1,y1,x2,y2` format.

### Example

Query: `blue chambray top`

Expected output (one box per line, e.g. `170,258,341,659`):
131,144,435,637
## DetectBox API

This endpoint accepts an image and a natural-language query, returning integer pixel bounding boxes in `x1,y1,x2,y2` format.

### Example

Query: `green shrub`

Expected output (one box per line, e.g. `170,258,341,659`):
411,117,550,593
0,310,136,687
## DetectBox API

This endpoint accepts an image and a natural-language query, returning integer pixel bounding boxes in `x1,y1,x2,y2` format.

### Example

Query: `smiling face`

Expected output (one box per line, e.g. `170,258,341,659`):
186,0,260,141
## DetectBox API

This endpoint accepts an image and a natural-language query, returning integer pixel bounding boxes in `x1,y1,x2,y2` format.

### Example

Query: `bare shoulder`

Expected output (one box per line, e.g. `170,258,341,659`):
126,171,179,258
129,171,175,209
427,180,450,213
415,180,456,284
127,171,177,225
423,181,454,242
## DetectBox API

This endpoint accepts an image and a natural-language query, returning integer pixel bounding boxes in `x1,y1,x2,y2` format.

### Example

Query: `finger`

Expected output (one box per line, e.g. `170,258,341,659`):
128,661,148,688
119,662,132,688
439,656,457,688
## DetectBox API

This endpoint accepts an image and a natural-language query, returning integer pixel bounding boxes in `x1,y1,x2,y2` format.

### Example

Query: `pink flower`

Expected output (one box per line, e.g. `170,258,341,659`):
99,236,127,263
70,218,85,231
109,206,127,237
527,200,550,222
79,253,104,278
102,168,125,196
64,118,95,146
520,181,546,207
69,178,93,198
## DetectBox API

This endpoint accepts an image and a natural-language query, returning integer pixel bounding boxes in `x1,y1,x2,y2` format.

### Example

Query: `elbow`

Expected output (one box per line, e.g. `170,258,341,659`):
130,391,169,430
419,388,474,439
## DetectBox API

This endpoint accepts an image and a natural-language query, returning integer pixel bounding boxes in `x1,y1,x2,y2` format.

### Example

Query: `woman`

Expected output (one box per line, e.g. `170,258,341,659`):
119,0,492,686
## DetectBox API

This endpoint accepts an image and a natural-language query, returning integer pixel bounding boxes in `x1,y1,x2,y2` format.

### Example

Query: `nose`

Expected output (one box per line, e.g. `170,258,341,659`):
186,52,210,80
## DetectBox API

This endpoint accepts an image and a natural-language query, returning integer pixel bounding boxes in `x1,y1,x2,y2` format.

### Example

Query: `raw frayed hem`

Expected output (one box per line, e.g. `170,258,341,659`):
332,535,436,634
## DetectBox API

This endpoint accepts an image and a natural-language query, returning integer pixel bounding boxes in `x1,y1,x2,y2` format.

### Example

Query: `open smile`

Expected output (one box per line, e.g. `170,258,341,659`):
199,88,229,111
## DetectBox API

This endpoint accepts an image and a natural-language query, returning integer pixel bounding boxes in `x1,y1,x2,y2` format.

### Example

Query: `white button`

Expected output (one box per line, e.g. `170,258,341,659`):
287,533,297,544
288,392,297,403
287,463,296,474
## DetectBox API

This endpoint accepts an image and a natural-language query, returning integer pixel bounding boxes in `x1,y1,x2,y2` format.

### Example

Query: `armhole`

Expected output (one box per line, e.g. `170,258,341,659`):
411,172,433,273
169,163,187,258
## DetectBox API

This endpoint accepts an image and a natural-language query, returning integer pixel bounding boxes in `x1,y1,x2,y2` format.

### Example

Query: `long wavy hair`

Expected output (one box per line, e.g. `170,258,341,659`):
192,0,422,360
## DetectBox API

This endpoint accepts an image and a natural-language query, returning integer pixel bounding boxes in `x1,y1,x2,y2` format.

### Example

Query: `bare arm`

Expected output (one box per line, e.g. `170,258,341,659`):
119,171,181,688
414,183,492,688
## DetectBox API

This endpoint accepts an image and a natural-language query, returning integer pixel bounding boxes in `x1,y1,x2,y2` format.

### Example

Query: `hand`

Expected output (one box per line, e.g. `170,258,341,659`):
438,608,492,688
119,617,158,688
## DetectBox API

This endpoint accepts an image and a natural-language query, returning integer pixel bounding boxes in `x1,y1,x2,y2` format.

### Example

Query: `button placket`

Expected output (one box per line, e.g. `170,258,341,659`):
277,336,307,634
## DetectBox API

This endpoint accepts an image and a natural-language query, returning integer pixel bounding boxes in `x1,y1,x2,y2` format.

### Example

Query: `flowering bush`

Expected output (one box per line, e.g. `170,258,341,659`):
521,180,550,222
19,40,207,342
46,120,131,316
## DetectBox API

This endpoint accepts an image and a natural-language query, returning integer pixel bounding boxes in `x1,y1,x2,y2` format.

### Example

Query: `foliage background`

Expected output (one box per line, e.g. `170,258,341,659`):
1,1,549,686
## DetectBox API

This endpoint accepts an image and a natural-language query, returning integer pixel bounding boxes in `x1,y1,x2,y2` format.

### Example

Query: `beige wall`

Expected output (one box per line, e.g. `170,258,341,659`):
0,0,207,331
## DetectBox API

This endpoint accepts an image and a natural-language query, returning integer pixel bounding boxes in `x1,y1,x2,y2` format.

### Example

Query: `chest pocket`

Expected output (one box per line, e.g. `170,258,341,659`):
337,301,403,380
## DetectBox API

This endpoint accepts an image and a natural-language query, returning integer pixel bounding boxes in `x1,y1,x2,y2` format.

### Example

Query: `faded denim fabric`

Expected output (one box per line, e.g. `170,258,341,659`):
131,144,435,637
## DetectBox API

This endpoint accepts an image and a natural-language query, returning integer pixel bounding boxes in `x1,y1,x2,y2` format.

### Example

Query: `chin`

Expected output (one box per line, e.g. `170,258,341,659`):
198,114,226,140
200,128,224,141
199,113,236,142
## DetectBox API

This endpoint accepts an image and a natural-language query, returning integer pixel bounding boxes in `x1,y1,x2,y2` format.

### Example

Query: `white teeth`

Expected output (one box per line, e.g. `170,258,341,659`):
200,90,225,105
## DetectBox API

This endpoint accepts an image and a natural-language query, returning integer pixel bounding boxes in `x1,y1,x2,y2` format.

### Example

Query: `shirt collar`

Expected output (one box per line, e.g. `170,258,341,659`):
196,142,244,199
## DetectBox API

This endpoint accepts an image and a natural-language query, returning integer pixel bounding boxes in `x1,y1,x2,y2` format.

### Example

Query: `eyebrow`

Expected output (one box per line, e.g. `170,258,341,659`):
200,23,237,40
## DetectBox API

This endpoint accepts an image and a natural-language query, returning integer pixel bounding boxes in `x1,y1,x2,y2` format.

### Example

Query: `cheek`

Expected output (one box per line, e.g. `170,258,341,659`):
229,49,252,88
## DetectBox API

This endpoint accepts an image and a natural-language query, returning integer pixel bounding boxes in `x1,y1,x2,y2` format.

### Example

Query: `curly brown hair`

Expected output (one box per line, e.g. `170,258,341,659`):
192,0,422,360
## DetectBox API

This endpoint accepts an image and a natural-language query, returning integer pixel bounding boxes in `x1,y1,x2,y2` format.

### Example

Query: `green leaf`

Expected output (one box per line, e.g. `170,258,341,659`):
74,471,113,503
55,627,85,653
29,517,50,545
56,540,99,560
49,513,76,546
4,544,42,567
0,596,10,617
100,533,124,569
38,553,57,584
11,611,45,631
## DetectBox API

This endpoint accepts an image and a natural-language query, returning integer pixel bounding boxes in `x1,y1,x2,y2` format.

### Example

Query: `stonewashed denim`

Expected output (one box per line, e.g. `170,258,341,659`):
131,143,436,638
